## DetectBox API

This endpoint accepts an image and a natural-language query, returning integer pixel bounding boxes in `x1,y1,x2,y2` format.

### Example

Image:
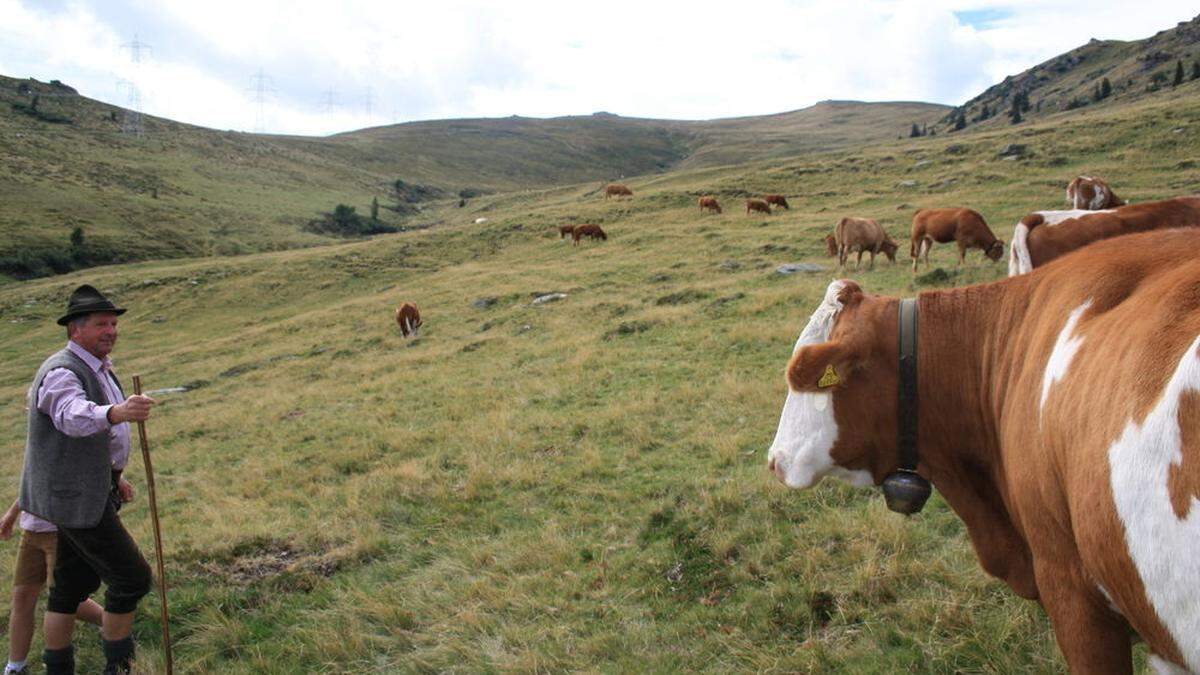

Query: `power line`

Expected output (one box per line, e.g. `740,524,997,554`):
319,87,339,116
121,34,153,64
118,33,152,138
116,79,143,138
248,68,276,133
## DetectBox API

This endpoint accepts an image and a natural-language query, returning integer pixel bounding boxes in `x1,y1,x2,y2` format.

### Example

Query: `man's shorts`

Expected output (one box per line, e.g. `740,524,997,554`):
13,530,57,587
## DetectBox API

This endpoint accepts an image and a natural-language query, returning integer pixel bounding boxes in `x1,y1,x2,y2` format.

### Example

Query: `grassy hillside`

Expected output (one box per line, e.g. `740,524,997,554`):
1,74,946,280
937,12,1200,131
1,85,1198,672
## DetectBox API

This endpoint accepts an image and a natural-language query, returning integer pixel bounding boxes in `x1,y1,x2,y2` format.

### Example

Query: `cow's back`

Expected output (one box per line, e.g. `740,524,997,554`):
996,230,1200,669
1025,197,1200,269
912,208,970,242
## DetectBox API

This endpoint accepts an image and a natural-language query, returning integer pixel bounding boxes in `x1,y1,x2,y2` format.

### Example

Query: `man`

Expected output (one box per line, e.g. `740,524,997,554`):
0,498,103,675
19,285,156,675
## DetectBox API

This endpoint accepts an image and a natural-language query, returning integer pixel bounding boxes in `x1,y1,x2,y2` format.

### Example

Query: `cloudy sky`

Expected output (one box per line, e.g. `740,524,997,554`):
1,0,1195,136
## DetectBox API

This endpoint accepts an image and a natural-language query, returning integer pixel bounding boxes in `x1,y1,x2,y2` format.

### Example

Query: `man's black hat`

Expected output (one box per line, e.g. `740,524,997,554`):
56,284,126,326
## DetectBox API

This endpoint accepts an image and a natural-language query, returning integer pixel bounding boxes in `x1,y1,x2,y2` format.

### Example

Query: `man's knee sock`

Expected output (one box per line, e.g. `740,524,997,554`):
101,636,133,674
42,646,74,675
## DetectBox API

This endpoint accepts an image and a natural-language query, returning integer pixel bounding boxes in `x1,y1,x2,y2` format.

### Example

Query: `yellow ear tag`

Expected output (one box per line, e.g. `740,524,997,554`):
817,364,840,388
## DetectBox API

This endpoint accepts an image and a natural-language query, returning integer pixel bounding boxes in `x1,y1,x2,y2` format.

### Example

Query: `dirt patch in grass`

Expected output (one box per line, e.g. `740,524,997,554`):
187,537,347,590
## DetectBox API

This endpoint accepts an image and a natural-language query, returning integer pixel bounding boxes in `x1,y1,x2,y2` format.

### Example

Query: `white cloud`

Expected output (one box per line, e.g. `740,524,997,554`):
0,0,1195,135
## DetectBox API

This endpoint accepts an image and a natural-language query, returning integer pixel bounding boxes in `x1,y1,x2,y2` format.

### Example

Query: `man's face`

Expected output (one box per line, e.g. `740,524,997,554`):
71,312,119,359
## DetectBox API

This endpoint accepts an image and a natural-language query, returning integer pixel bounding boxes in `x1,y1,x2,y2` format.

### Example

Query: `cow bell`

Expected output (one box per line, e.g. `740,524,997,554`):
881,471,932,515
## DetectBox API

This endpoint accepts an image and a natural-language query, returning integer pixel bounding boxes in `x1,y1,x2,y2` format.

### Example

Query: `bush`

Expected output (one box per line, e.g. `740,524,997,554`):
306,204,398,237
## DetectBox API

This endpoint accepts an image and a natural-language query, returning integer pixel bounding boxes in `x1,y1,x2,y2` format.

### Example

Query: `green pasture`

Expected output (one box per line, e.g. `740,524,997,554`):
2,86,1199,672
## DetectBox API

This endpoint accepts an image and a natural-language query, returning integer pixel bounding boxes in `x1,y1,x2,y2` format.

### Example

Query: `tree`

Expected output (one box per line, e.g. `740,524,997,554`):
1192,61,1200,81
1010,96,1023,124
953,111,966,131
910,123,922,138
70,227,85,249
1092,84,1102,102
1101,77,1112,99
1174,60,1185,87
370,196,379,221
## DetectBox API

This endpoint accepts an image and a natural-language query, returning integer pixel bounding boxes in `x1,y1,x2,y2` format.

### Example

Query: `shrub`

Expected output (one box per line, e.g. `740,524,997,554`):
306,204,398,237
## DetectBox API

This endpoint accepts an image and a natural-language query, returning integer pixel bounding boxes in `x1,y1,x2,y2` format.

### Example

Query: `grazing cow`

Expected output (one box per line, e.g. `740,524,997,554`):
572,224,607,245
746,199,771,215
764,194,790,210
699,196,722,214
767,229,1200,673
830,217,898,270
558,225,576,239
910,208,1003,272
395,302,422,338
604,184,633,199
1008,197,1200,276
1066,176,1126,210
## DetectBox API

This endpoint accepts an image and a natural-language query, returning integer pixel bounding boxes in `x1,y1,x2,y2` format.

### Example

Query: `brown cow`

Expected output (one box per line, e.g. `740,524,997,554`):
767,229,1200,673
699,196,722,214
830,217,898,270
558,225,576,239
746,199,771,215
1066,176,1125,210
764,194,790,210
604,184,633,199
1008,197,1200,276
572,224,607,245
395,302,422,337
910,208,1003,272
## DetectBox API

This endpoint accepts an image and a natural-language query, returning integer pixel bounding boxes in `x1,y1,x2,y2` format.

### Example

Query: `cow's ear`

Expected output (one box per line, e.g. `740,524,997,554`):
787,341,860,392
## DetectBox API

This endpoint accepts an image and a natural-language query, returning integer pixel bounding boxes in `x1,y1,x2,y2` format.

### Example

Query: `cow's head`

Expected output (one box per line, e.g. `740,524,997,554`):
985,240,1004,262
880,238,898,263
824,234,837,257
767,280,899,490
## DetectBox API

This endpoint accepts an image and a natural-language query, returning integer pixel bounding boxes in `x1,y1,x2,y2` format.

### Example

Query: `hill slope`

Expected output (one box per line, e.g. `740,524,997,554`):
1,73,946,279
1,80,1199,673
938,12,1200,130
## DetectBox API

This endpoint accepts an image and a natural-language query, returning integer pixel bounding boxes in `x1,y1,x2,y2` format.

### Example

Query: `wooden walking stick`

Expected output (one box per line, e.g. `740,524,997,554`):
132,375,174,675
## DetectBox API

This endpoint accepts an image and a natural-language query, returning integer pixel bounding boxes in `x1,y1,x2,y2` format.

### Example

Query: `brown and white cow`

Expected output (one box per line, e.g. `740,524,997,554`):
699,196,722,214
572,224,607,245
910,208,1003,272
764,194,790,210
395,302,422,337
604,183,633,199
746,199,771,215
1008,197,1200,276
767,229,1200,673
830,217,898,270
1066,176,1126,210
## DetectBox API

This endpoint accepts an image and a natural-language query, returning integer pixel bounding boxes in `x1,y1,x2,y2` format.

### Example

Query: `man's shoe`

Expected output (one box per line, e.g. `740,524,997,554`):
102,660,132,675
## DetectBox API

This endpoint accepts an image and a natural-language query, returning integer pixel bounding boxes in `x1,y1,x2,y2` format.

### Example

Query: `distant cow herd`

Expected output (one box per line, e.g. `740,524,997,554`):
400,174,1199,341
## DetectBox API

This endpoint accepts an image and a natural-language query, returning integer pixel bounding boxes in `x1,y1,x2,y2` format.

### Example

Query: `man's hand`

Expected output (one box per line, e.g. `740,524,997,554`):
0,500,20,540
108,394,156,424
117,477,134,503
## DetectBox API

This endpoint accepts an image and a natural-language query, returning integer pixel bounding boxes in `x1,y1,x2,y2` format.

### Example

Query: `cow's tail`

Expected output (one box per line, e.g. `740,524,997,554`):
1008,213,1043,276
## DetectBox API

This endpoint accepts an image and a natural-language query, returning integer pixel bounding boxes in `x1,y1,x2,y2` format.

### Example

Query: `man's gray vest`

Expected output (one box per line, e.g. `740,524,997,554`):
19,347,122,529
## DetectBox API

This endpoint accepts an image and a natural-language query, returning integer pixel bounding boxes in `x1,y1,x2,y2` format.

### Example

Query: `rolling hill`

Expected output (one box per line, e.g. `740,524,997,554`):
938,12,1200,130
1,73,946,280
